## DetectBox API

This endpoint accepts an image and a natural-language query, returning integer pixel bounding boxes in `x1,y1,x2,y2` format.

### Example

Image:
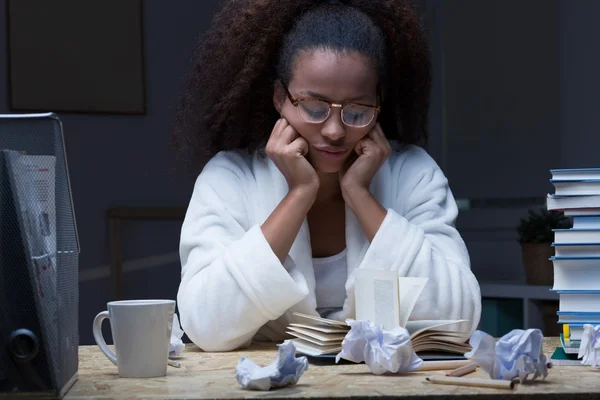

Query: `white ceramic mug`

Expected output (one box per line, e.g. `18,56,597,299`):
92,299,176,378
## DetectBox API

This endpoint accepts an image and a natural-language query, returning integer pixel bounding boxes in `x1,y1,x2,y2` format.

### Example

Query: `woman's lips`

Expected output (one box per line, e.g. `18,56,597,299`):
314,146,347,160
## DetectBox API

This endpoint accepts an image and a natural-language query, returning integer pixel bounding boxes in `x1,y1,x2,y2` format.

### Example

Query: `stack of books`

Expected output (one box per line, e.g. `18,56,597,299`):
286,313,348,356
546,168,600,364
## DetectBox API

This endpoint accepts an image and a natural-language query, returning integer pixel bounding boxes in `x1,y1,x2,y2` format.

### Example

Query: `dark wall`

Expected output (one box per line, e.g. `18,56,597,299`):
438,0,560,282
1,0,599,345
559,0,600,167
0,0,221,344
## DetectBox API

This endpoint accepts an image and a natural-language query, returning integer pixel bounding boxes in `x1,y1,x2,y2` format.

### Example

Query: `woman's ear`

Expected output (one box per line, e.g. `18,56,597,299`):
273,80,286,115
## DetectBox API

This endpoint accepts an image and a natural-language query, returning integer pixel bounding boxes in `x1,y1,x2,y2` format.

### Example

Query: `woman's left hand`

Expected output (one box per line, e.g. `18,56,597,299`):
339,123,392,194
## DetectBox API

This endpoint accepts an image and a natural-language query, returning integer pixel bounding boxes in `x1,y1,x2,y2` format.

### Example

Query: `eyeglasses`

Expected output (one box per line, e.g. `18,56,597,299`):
284,86,381,128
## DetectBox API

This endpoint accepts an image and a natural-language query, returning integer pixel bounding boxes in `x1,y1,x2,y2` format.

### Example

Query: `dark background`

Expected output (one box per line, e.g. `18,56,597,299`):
1,0,598,344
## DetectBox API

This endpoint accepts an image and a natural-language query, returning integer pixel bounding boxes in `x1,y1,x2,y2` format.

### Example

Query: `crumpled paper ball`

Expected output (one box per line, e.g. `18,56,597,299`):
465,329,548,382
578,324,600,367
169,313,185,357
236,340,308,391
335,319,423,375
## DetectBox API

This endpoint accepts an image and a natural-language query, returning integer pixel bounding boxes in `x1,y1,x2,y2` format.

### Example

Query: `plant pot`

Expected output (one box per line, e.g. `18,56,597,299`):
520,242,554,286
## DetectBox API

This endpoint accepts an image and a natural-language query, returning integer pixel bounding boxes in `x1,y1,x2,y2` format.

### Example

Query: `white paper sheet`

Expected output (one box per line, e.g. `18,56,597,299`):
398,277,429,328
578,324,600,367
335,319,422,375
236,340,308,390
169,313,185,357
465,329,548,381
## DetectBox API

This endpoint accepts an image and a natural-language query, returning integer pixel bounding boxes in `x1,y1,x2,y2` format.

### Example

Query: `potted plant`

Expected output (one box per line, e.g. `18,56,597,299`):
517,208,572,285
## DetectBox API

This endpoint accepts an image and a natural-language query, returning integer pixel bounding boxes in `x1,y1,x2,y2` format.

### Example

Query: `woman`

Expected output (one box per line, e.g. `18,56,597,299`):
173,0,482,352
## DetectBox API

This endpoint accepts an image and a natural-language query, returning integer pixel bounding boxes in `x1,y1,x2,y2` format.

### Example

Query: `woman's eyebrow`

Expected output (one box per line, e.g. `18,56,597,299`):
303,90,369,102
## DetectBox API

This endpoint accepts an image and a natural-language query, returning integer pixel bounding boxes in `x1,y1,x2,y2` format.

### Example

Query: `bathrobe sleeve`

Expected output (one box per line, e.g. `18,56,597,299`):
176,152,309,351
359,146,482,334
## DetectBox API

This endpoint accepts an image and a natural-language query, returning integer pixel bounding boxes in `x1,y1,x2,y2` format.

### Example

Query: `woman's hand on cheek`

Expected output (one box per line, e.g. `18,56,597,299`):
339,123,391,194
266,118,320,196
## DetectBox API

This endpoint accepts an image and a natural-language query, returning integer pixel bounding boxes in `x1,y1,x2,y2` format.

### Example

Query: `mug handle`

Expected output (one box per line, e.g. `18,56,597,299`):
92,311,118,365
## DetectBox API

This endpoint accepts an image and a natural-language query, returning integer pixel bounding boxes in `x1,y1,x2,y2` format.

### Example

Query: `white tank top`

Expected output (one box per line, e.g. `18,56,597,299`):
312,248,348,317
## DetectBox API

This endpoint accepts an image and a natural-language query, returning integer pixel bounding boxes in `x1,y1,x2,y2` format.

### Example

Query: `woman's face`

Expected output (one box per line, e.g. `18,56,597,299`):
274,50,379,173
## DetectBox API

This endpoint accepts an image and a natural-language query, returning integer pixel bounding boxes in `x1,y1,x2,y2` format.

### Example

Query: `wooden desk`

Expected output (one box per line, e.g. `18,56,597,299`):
64,338,600,400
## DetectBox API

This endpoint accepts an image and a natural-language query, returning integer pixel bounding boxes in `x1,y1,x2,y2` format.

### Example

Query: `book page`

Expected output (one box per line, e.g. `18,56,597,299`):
287,326,347,342
354,269,400,330
398,277,428,327
406,319,469,337
291,338,342,356
286,330,337,347
413,330,471,342
413,341,470,354
291,312,348,327
408,319,471,354
288,323,348,334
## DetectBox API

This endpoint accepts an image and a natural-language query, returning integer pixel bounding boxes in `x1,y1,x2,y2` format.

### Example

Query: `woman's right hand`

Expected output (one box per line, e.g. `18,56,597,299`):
266,118,319,195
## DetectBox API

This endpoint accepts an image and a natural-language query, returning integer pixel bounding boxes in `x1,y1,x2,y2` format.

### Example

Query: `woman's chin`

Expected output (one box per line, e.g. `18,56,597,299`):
309,153,349,174
310,158,345,174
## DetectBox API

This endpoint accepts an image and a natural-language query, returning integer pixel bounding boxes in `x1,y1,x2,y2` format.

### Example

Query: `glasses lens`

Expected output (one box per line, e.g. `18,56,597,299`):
342,104,375,127
298,100,330,123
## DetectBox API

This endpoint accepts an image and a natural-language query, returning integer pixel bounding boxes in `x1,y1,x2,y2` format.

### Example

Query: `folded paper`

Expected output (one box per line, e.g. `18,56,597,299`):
335,319,423,375
465,329,548,382
169,313,185,357
578,324,600,368
236,340,308,391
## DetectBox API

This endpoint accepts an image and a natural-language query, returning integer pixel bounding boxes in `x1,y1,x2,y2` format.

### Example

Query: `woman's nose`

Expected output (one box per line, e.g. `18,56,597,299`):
320,109,346,141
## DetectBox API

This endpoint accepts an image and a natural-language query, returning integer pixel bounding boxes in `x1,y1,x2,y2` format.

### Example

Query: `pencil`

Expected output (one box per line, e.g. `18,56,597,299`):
425,376,515,390
417,359,472,371
446,362,478,377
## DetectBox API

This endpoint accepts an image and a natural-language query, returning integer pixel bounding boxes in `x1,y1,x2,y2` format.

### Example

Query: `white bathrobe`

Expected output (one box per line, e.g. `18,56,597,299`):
177,143,482,351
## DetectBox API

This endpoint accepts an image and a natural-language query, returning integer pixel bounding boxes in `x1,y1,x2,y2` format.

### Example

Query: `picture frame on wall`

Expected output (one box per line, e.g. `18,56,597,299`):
6,0,146,114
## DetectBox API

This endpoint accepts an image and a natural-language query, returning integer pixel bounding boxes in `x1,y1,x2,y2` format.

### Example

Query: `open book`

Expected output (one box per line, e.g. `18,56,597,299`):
286,270,471,357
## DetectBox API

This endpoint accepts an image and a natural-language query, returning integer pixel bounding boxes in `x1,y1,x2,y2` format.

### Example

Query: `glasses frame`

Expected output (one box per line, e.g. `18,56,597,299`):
284,86,381,128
